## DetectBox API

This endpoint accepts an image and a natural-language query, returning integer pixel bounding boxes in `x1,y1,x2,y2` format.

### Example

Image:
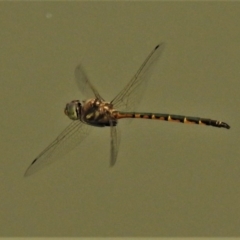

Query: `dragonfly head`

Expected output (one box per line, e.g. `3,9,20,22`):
64,100,81,120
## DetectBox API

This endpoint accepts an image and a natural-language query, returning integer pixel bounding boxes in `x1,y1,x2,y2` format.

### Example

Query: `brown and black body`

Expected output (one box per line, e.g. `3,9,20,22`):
113,111,230,129
70,98,230,129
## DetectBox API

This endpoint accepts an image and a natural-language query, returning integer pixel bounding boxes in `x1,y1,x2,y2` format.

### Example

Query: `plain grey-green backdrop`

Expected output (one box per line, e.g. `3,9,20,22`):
0,1,239,237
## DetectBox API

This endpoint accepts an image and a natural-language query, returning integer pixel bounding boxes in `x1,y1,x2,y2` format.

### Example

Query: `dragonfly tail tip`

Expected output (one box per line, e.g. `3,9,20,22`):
222,122,230,129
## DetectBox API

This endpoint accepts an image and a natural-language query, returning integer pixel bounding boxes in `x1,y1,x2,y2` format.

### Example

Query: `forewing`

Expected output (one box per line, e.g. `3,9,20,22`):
75,64,104,101
110,124,121,167
111,43,165,111
24,121,91,176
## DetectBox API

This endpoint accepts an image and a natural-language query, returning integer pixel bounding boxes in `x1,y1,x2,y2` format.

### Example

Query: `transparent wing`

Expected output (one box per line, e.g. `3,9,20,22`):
111,43,165,111
75,64,104,101
24,121,91,177
110,122,121,167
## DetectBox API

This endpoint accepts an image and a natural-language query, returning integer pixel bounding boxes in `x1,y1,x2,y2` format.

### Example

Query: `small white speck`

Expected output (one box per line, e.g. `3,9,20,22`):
46,13,53,19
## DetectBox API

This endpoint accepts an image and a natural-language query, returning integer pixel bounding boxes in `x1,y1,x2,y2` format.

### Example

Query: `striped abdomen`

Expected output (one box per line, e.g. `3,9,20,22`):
113,111,230,129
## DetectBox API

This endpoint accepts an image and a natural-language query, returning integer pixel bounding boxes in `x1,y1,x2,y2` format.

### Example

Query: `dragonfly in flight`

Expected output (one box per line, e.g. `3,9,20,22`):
24,43,230,176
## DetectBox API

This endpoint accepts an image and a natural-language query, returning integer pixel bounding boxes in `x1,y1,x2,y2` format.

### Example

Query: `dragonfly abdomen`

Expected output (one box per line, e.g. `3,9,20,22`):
114,111,230,129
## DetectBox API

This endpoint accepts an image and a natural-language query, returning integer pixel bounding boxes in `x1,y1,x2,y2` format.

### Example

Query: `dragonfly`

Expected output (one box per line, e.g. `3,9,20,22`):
24,43,230,177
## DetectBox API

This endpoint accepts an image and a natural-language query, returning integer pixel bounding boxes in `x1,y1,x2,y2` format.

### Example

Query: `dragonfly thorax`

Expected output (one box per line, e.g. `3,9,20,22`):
64,100,81,120
81,98,117,127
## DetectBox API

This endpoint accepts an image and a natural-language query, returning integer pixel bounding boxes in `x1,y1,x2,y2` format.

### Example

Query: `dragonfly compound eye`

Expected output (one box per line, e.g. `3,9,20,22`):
64,101,80,120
